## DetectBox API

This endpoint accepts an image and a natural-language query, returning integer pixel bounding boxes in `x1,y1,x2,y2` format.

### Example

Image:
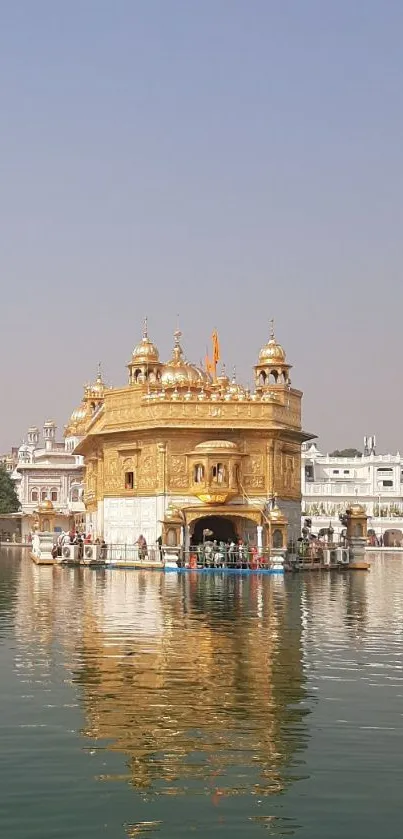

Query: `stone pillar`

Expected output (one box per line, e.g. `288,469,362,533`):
257,525,263,551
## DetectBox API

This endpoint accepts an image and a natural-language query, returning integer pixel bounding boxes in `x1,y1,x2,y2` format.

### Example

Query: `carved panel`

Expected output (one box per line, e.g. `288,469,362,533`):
168,455,188,489
137,445,158,491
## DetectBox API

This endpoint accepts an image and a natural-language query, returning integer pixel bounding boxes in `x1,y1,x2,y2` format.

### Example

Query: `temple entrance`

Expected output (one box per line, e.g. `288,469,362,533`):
191,516,237,545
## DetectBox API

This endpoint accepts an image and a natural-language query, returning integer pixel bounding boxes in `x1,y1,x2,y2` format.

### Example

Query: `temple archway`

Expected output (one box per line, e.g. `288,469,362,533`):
191,516,238,545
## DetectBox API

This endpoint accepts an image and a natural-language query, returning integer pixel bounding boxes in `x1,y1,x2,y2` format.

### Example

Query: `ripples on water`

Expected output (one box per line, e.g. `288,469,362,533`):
1,550,403,838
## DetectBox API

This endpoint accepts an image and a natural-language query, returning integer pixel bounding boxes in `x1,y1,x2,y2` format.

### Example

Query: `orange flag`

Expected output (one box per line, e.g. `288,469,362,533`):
212,330,220,364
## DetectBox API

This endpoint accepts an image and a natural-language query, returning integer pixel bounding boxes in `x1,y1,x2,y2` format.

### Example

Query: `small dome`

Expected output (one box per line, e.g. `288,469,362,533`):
71,405,86,422
195,440,238,452
216,364,230,388
161,330,209,388
18,443,31,454
85,365,107,397
131,318,159,365
258,321,286,364
227,369,245,396
348,503,366,516
40,499,54,511
268,504,287,522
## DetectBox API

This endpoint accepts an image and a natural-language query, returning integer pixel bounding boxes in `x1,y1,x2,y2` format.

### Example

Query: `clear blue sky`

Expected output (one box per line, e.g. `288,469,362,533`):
1,1,402,453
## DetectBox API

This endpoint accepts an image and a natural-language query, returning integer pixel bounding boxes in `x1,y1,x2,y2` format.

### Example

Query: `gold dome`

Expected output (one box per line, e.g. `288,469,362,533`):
268,503,287,523
85,365,107,398
131,317,159,365
71,405,87,423
161,330,209,389
40,499,54,511
258,320,286,364
348,503,366,517
216,365,230,388
194,440,238,452
227,368,245,396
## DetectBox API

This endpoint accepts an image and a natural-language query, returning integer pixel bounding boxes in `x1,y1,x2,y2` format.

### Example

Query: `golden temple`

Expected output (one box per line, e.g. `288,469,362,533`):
67,320,314,550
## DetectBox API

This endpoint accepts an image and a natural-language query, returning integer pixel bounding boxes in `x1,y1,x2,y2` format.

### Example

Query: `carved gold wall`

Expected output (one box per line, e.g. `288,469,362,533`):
82,428,302,505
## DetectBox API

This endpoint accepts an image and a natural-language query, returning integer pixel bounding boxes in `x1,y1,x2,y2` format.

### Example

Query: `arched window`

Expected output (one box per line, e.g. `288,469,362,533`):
41,490,48,502
272,528,283,548
259,371,267,386
353,523,363,538
31,489,39,503
212,463,225,483
70,486,80,503
134,368,143,382
269,370,278,384
193,463,205,483
50,488,58,502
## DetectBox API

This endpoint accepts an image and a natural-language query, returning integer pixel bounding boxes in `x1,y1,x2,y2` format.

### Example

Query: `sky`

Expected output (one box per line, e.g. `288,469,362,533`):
0,0,402,454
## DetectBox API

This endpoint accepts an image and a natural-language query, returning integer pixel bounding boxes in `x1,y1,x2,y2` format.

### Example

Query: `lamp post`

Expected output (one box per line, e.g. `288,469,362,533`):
378,492,382,545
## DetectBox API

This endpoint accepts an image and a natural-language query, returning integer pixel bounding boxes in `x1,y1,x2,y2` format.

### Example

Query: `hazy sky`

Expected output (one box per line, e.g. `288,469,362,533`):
1,1,402,454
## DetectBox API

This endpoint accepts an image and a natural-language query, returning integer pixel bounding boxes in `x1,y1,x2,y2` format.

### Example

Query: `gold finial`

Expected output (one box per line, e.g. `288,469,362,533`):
142,316,148,339
97,361,102,381
174,327,182,347
232,365,236,381
269,318,275,340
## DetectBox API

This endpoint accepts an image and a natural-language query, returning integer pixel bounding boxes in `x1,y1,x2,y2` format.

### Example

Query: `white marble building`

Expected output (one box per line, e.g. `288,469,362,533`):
13,422,85,538
301,441,403,544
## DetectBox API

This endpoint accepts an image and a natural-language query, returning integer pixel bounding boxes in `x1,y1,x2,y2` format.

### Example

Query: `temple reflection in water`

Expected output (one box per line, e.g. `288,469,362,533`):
14,562,309,803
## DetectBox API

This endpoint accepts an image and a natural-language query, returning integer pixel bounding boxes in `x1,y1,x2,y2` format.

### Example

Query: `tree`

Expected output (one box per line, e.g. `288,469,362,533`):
329,448,362,458
0,466,20,513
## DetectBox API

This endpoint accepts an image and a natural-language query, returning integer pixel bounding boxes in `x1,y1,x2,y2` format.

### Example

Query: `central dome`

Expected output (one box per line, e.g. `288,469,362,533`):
161,330,209,388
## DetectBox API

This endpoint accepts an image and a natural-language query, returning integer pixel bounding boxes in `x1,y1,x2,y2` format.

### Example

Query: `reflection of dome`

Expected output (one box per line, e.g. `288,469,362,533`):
268,504,287,522
131,318,159,365
161,330,208,388
195,440,238,452
258,321,286,364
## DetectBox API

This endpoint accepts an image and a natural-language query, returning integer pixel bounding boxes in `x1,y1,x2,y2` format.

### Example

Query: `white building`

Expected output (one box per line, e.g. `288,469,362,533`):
301,439,403,545
13,421,85,538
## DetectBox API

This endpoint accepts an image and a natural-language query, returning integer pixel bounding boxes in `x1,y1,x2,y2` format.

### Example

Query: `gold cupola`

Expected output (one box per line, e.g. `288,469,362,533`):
65,365,107,440
84,364,106,401
255,320,291,390
161,330,210,390
128,318,163,386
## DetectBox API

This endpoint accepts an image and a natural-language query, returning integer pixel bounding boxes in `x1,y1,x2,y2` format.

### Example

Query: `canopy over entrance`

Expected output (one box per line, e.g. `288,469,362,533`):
192,516,238,545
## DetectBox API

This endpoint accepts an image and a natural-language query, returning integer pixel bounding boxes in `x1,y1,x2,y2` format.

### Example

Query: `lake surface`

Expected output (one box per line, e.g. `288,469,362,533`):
1,551,403,838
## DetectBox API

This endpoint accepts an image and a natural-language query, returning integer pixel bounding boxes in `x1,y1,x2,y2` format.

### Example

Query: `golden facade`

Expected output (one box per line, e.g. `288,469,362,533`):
71,321,314,546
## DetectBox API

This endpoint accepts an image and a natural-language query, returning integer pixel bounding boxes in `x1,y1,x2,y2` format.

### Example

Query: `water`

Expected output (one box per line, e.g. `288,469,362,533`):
0,551,402,838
